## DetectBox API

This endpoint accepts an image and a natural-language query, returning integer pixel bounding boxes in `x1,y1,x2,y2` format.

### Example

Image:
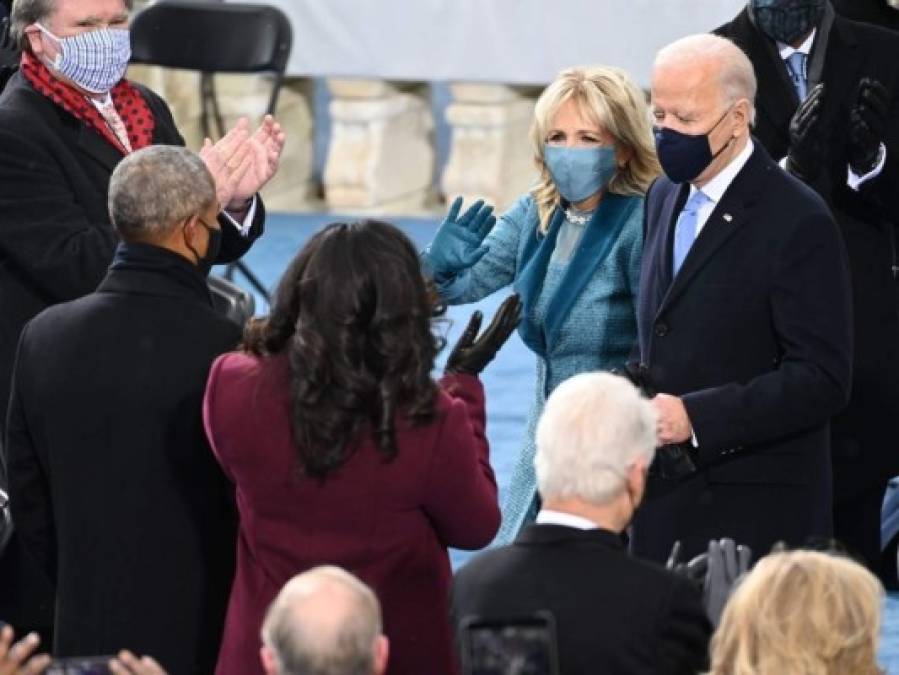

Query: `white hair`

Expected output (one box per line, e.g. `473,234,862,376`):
534,372,657,504
261,566,382,675
655,33,757,124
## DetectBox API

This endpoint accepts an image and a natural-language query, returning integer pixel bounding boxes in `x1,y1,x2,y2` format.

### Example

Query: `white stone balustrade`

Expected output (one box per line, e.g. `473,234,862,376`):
323,79,434,212
441,84,537,213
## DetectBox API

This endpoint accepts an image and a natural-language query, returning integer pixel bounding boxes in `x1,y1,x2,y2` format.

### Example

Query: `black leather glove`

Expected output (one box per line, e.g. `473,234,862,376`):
445,294,521,376
849,77,889,176
613,362,698,480
667,538,752,627
786,82,826,183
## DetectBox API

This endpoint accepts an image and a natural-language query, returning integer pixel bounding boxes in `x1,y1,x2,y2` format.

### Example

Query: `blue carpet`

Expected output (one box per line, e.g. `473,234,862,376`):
220,212,899,670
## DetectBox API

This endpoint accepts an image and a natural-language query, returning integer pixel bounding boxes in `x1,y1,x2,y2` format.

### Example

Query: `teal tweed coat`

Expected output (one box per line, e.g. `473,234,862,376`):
435,192,644,544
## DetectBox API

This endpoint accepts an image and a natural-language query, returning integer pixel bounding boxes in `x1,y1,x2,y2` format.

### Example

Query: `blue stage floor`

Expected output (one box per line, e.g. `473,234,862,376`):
219,212,899,670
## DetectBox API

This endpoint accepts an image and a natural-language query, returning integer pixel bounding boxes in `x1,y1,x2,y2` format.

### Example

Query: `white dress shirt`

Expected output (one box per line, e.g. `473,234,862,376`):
535,509,600,530
776,30,886,190
689,138,754,237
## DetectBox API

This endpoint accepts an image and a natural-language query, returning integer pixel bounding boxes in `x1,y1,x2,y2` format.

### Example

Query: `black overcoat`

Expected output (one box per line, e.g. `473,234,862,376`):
6,244,240,674
631,142,853,563
716,10,899,503
0,71,263,630
451,524,711,675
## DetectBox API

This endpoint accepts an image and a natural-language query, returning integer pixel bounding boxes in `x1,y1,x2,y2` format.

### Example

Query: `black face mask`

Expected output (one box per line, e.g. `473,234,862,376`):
653,108,734,184
749,0,825,45
185,217,222,277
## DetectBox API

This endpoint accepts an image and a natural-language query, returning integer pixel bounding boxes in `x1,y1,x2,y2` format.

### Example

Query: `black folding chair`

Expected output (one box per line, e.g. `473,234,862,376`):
130,1,293,304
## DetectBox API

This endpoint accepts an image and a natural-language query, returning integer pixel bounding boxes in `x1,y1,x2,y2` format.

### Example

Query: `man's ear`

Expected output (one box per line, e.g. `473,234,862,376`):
732,98,752,135
24,26,44,56
627,457,649,503
260,645,278,675
373,635,389,675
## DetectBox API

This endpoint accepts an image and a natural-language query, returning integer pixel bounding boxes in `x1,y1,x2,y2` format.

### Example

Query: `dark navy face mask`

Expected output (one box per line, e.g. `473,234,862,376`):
653,108,734,184
749,0,825,45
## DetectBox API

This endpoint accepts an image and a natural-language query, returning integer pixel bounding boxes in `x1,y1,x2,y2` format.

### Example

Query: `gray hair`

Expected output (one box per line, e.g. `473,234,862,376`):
535,372,657,504
261,566,383,675
655,33,758,125
11,0,134,51
108,145,216,242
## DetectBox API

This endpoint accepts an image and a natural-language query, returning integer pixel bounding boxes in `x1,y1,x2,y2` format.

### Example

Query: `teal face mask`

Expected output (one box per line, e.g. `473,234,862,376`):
543,145,618,203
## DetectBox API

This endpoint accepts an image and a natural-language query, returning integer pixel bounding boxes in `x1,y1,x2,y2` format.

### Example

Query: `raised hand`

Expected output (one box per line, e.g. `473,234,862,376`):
786,82,826,182
849,78,889,176
425,197,496,280
109,651,169,675
703,538,752,626
0,625,50,675
445,294,521,376
199,116,286,213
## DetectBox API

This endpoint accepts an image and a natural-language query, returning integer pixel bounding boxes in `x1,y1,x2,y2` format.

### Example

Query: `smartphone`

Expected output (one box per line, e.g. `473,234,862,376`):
46,656,114,675
459,611,560,675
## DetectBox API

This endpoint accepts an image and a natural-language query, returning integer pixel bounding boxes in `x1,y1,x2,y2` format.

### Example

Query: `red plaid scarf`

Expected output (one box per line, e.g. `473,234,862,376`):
21,52,155,154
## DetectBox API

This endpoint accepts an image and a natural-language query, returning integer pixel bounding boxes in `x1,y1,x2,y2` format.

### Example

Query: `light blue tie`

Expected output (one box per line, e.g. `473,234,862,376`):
673,190,710,276
785,52,808,101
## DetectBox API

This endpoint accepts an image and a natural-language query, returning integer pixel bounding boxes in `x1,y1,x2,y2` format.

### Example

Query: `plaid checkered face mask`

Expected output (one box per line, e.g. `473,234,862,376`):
35,23,131,94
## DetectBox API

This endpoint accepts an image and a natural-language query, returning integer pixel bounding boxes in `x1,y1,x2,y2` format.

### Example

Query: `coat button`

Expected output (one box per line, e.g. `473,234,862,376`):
654,322,669,337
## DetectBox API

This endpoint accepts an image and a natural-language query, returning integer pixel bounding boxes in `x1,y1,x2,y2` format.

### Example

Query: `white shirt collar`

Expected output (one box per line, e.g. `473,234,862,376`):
778,29,816,59
691,138,754,204
88,92,114,111
535,509,599,530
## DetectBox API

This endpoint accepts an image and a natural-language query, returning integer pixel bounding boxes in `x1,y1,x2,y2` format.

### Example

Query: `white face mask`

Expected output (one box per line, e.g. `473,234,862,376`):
35,22,131,94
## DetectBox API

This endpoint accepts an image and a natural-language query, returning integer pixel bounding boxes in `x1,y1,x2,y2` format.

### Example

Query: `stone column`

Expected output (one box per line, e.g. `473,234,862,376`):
323,79,434,212
126,66,315,212
441,84,538,213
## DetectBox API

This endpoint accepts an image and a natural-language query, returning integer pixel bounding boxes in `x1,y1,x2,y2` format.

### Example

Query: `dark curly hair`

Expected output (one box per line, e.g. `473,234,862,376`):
243,220,445,479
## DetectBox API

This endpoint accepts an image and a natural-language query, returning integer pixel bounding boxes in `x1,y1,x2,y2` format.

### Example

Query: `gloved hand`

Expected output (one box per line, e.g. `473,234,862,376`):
786,82,826,182
666,538,752,627
849,78,889,176
445,294,521,376
424,197,495,280
703,538,752,626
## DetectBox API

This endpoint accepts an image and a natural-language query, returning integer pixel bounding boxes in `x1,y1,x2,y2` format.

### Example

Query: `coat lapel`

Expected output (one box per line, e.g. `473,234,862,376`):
77,122,125,173
657,146,765,315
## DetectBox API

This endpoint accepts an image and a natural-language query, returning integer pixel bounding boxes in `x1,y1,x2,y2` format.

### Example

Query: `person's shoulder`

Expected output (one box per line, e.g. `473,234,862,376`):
210,350,267,379
0,71,53,126
499,192,540,228
453,542,515,587
712,7,750,40
836,13,899,50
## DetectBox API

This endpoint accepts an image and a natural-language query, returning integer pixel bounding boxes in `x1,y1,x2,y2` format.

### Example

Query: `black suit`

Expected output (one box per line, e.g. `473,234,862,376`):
832,0,899,31
717,8,899,572
6,243,239,674
0,71,264,631
631,142,853,563
451,524,711,675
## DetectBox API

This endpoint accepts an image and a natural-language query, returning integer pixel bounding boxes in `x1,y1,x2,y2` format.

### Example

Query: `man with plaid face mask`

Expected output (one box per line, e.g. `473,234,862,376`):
0,0,286,650
716,1,899,585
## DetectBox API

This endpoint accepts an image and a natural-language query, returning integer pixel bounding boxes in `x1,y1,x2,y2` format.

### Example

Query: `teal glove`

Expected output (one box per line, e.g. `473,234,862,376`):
424,196,495,280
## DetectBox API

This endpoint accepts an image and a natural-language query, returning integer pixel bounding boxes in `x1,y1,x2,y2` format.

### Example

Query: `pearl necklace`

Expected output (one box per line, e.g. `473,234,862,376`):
564,207,594,225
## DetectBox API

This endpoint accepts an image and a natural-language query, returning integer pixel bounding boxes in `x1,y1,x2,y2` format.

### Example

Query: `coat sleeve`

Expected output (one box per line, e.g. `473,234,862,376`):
654,578,712,675
5,324,56,585
421,373,500,549
682,208,853,454
432,195,532,305
202,353,239,485
0,125,119,303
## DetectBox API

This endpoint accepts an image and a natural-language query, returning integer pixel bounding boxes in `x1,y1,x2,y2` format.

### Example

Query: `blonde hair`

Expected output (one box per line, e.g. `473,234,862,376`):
530,65,660,233
709,550,884,675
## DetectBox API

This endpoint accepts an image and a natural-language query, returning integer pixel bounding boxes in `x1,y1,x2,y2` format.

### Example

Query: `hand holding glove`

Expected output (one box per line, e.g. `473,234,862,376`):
786,83,826,182
445,294,521,376
849,77,889,176
424,197,496,280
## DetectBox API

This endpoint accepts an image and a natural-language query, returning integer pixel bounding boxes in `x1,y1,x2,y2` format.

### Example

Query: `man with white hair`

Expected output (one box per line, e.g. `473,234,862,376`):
632,34,852,563
260,566,389,675
451,373,710,675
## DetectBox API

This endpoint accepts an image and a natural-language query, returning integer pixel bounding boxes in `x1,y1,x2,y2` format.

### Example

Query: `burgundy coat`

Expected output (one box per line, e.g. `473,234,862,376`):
203,352,501,675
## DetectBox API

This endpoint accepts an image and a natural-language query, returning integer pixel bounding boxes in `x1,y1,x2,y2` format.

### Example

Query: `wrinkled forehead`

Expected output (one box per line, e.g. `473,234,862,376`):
651,58,722,109
49,0,130,27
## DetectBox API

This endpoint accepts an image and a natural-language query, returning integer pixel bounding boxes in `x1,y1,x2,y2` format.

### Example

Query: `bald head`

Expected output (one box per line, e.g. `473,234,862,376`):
261,566,388,675
654,34,757,122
